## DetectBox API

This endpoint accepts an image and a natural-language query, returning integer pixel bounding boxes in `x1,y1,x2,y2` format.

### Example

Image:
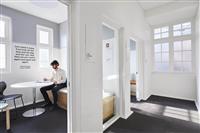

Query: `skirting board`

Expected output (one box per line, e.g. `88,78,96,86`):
103,115,120,131
195,100,200,114
4,99,44,111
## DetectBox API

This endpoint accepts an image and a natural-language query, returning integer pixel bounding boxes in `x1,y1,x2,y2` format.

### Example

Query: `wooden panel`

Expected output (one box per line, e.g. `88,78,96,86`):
47,90,67,110
6,108,10,130
57,91,67,110
130,80,136,85
103,96,114,121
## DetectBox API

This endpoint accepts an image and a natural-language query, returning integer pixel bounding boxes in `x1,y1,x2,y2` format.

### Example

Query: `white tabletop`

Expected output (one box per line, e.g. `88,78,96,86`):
10,81,53,88
0,102,8,110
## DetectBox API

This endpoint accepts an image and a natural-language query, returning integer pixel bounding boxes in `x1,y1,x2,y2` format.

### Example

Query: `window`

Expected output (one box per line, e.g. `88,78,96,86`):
0,20,5,38
0,15,11,72
173,40,192,72
0,44,6,69
37,25,53,68
154,26,169,39
173,22,191,37
154,43,169,72
153,21,193,72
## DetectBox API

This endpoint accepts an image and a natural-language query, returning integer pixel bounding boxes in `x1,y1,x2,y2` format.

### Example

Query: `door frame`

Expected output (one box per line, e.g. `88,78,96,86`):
58,0,72,132
128,37,145,102
128,38,139,101
102,16,123,131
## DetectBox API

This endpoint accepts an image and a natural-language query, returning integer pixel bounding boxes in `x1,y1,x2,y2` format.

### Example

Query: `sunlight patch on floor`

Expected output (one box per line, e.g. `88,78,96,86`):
163,106,200,124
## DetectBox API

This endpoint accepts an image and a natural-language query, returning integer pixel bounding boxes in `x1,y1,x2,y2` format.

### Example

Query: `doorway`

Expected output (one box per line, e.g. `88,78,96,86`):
102,23,120,130
129,39,138,103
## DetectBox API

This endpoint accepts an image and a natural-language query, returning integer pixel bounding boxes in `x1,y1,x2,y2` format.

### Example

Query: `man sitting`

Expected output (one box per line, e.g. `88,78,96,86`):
40,60,67,110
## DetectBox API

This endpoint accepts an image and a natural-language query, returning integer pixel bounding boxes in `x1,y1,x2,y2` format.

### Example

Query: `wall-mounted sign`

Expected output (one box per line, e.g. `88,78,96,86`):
13,43,36,69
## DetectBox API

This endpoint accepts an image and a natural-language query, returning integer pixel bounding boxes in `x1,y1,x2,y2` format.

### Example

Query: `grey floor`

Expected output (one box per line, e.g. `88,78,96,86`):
0,102,67,133
105,95,200,133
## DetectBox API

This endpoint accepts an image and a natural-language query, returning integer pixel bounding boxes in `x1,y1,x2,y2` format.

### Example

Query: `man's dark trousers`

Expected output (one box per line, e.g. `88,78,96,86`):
40,82,67,106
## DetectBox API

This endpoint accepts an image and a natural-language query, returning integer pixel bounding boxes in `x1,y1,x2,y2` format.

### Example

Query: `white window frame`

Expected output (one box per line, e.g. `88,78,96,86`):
173,40,192,72
36,25,53,69
154,26,169,40
0,15,11,73
152,20,194,73
154,42,170,72
173,22,191,37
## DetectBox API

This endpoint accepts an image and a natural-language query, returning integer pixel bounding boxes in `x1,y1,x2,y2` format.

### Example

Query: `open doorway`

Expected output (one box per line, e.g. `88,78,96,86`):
102,23,120,130
0,1,70,133
129,39,138,103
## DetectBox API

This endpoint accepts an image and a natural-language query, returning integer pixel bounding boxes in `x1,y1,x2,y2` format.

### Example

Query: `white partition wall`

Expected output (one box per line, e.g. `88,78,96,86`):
70,1,151,132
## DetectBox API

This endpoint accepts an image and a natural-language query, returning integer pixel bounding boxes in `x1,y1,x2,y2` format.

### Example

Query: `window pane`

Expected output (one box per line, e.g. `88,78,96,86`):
162,43,169,52
155,53,161,62
183,51,192,61
0,44,6,69
174,41,182,51
0,20,5,38
155,63,169,72
154,34,161,39
173,30,181,36
174,52,182,61
162,27,169,32
182,28,191,35
162,53,169,62
182,62,192,72
39,30,49,44
182,22,191,29
161,32,169,38
154,28,160,34
182,40,191,50
174,62,182,72
173,24,181,30
39,48,49,68
154,44,161,52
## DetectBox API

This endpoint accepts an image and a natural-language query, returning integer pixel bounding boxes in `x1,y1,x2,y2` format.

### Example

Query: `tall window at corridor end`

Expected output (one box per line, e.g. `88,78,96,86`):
153,21,193,72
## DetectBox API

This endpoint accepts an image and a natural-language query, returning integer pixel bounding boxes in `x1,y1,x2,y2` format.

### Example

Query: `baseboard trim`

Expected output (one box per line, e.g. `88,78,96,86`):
123,110,133,119
8,99,44,110
103,115,120,131
195,100,200,114
143,93,151,101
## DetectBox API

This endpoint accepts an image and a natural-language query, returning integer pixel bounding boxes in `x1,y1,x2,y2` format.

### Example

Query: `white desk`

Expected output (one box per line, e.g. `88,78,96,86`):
0,102,10,131
11,81,53,117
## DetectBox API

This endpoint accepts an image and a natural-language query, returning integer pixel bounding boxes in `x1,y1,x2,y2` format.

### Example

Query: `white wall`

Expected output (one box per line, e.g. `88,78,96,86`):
195,4,200,110
130,39,136,80
102,25,116,93
71,1,150,132
148,18,197,101
2,46,61,107
151,73,196,100
103,39,116,93
59,20,68,75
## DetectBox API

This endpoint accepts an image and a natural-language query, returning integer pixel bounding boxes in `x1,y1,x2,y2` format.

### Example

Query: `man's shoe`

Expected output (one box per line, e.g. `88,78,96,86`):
49,105,58,111
41,102,52,107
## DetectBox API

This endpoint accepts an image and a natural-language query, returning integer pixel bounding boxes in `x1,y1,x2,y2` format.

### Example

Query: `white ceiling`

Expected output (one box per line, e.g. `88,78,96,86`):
140,0,199,26
1,0,68,24
138,0,178,10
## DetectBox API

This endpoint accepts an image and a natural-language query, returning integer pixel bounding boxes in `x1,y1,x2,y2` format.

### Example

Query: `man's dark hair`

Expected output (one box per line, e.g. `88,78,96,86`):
50,60,59,66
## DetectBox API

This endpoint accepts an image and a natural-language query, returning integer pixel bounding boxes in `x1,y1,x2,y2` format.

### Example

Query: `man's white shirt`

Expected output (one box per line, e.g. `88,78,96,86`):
51,68,66,84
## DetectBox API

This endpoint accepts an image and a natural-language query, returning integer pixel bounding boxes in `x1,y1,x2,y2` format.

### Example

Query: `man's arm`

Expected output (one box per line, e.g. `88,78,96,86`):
57,70,67,84
44,72,54,82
